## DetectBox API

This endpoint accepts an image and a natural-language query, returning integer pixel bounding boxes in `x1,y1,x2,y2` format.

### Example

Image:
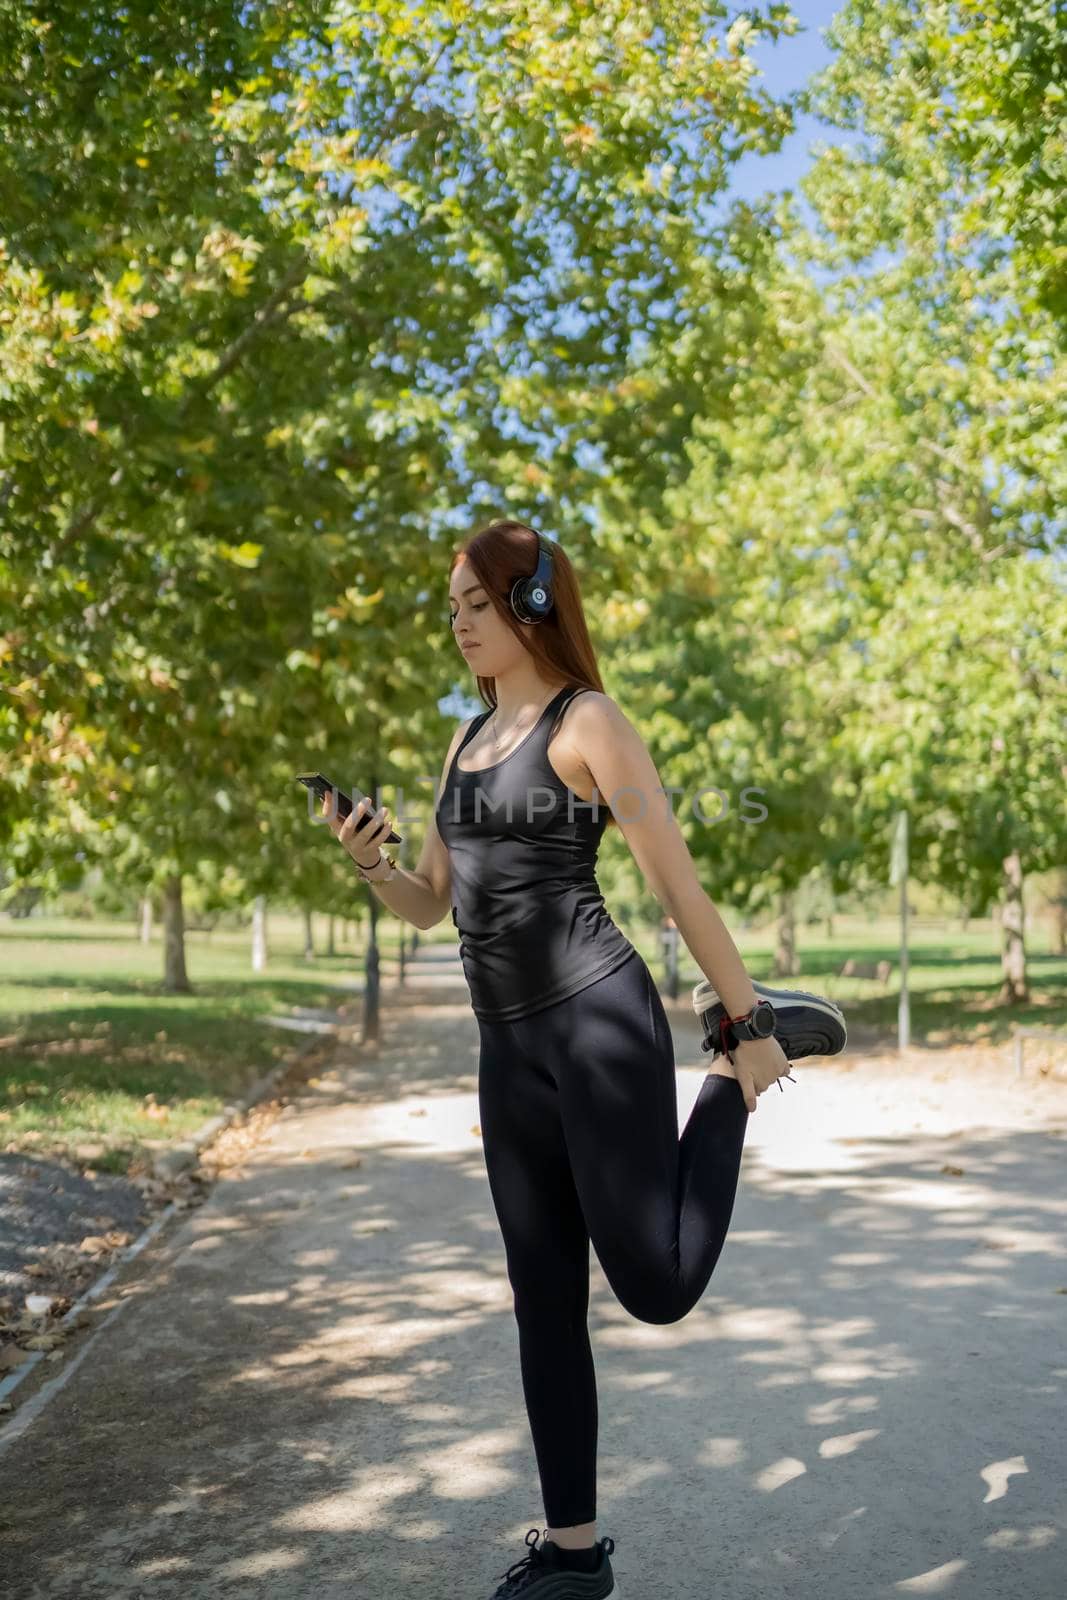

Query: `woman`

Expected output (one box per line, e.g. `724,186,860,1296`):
324,520,795,1599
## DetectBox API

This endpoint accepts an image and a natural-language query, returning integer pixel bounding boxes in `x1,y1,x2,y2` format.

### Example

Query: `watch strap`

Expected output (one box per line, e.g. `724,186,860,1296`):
724,999,775,1045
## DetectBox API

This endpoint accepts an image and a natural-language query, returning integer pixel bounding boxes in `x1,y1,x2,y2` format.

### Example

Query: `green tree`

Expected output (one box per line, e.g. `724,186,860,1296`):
1,0,801,987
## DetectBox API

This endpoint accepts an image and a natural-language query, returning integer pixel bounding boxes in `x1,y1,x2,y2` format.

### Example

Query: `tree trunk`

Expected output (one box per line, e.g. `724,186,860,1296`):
1052,866,1067,957
773,889,800,977
162,874,192,993
302,907,314,961
251,895,267,972
997,849,1029,1003
327,913,336,957
139,895,153,943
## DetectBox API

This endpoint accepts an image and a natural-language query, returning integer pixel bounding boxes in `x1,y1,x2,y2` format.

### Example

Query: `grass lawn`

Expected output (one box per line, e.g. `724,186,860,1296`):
2,912,1064,1176
0,912,446,1176
631,913,1067,1052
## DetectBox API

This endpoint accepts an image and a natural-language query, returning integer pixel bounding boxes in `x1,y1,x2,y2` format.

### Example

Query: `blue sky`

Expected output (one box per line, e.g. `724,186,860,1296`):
726,0,846,204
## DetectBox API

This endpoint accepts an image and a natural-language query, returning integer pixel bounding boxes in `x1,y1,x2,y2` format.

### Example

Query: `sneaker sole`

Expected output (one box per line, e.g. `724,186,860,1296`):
493,1572,615,1599
693,979,846,1061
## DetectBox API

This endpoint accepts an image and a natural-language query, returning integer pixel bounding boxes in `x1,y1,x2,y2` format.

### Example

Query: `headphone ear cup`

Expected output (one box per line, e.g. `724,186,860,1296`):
509,536,554,623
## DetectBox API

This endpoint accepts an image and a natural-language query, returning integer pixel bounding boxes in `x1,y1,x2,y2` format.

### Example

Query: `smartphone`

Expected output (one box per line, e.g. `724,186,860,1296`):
295,772,403,845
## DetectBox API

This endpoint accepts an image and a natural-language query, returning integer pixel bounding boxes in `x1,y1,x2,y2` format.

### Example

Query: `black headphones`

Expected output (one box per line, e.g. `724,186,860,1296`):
509,532,555,624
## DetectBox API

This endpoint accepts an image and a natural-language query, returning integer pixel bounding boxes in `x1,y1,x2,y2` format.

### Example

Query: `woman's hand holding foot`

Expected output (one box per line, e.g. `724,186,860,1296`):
712,1034,794,1113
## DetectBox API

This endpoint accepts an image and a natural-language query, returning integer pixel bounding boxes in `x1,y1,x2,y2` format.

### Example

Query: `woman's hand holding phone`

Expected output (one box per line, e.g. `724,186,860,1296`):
321,790,393,870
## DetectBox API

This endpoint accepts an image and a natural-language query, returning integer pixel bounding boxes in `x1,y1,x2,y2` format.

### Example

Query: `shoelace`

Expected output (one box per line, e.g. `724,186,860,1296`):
495,1528,549,1596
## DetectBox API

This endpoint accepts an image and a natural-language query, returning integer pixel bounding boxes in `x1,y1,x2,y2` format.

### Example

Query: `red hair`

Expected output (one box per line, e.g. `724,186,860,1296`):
449,519,618,831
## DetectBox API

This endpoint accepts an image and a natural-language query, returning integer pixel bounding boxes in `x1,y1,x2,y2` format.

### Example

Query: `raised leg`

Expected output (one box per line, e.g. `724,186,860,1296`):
550,953,750,1325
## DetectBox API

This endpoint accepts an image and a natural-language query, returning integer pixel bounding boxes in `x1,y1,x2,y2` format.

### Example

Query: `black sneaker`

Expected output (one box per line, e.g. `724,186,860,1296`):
693,977,847,1064
488,1527,618,1598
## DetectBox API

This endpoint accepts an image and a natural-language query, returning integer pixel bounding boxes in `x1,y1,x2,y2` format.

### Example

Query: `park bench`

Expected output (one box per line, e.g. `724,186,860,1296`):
836,957,894,984
1011,1025,1067,1079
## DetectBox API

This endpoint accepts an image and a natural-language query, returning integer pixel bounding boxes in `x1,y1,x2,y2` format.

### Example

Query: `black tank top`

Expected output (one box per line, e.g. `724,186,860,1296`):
435,684,637,1021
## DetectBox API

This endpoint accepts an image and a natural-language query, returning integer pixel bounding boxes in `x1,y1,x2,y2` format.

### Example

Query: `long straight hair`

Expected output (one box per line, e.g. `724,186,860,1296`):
448,519,618,831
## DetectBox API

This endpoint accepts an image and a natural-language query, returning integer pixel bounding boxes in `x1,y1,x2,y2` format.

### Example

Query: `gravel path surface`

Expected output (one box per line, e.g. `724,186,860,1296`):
0,1153,153,1299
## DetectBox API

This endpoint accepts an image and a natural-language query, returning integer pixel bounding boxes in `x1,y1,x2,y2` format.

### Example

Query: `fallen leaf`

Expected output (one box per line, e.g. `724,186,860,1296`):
23,1331,66,1351
78,1230,131,1256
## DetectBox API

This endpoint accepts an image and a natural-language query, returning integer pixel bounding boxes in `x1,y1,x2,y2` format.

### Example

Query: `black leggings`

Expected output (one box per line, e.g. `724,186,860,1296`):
476,948,750,1528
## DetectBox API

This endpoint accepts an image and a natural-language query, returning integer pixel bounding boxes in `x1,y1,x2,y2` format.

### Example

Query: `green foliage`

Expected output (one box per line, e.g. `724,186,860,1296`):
801,0,1066,330
1,0,799,965
582,0,1066,934
1,0,1063,998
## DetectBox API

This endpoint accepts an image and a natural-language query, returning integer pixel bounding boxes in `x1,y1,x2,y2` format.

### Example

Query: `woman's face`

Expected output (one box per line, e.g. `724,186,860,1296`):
448,557,526,677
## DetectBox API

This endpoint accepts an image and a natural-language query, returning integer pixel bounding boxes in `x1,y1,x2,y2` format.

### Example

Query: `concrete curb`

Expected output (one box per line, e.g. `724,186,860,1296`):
150,1024,337,1181
0,1015,348,1418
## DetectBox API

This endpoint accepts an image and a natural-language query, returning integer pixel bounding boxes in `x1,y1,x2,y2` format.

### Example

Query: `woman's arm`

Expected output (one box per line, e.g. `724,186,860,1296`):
566,693,758,1016
329,718,473,930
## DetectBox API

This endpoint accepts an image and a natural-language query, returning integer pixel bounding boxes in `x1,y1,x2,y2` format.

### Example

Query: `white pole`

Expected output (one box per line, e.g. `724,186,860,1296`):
251,895,267,972
889,809,910,1052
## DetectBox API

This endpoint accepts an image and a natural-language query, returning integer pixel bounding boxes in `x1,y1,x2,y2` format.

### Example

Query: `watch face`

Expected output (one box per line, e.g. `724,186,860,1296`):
753,1001,776,1038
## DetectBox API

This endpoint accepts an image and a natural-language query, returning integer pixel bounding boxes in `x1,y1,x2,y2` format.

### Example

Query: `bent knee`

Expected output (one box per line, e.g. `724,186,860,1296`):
615,1285,692,1326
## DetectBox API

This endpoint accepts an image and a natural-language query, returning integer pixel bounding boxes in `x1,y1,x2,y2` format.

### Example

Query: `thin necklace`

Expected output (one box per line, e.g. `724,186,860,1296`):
488,687,561,753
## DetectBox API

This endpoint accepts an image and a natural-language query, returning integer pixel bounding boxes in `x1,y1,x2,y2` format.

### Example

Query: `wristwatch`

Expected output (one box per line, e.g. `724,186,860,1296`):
725,998,776,1047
